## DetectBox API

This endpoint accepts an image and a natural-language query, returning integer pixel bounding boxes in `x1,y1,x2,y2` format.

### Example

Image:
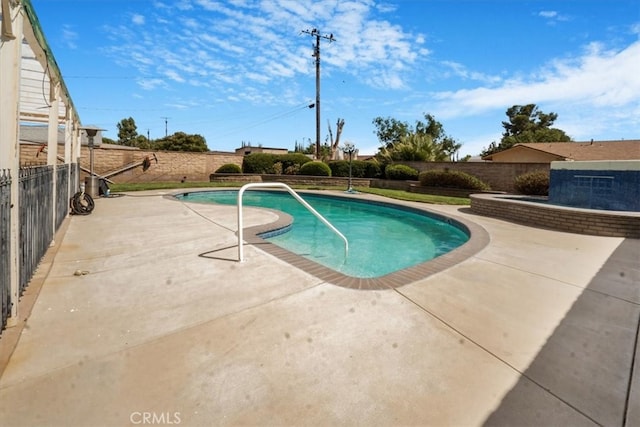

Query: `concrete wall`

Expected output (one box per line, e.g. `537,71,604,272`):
400,161,550,193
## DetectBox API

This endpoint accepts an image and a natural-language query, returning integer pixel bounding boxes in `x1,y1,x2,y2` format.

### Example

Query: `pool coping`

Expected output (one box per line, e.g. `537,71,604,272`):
171,190,490,290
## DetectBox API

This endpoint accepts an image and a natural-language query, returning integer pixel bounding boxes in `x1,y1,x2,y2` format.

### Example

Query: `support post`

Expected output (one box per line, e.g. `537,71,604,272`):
64,109,73,198
0,1,23,326
47,82,60,242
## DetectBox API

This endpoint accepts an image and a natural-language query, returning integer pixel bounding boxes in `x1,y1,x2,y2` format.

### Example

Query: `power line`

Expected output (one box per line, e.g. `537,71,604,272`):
210,102,314,140
301,28,335,159
62,75,139,80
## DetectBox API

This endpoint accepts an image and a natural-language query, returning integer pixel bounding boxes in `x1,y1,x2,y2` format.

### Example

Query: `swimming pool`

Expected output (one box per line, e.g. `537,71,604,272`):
179,190,469,279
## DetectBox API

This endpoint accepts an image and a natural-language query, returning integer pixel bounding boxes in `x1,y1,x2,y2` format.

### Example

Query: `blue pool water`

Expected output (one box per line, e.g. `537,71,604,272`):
179,190,469,278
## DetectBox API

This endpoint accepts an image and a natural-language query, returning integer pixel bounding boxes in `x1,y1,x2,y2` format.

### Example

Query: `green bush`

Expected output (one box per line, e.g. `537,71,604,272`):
241,152,311,174
214,163,242,173
280,153,312,174
327,160,364,178
328,160,350,177
299,161,332,176
364,161,382,178
385,164,419,181
514,170,549,195
242,153,277,174
419,169,490,190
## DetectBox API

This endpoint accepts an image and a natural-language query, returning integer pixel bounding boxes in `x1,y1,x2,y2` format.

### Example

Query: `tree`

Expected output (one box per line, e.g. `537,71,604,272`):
295,138,331,160
372,113,462,160
132,135,152,150
327,118,345,160
372,116,409,149
481,104,571,156
418,114,462,160
117,117,138,146
377,133,449,162
155,132,208,152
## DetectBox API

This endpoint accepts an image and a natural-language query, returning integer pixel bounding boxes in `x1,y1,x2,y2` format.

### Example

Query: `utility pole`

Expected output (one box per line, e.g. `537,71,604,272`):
161,117,170,137
301,28,334,159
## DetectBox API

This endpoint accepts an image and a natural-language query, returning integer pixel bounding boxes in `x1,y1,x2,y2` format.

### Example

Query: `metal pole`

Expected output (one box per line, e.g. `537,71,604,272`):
315,33,321,160
348,151,353,192
89,136,94,178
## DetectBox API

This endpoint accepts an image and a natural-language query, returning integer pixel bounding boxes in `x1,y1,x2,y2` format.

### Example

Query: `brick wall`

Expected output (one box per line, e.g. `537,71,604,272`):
470,194,640,238
400,161,550,193
19,144,244,183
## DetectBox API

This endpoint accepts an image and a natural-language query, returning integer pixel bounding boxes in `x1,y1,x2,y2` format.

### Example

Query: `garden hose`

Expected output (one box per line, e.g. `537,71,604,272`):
70,191,95,215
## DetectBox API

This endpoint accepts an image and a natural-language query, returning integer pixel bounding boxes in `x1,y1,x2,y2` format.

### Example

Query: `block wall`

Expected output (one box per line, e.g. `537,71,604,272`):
401,162,550,193
19,144,244,183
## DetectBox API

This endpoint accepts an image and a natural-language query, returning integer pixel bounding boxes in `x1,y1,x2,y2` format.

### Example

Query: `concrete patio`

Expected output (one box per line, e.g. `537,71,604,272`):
0,189,638,426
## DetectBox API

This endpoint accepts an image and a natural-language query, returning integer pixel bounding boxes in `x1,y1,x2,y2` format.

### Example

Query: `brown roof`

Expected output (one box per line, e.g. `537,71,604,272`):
484,140,640,161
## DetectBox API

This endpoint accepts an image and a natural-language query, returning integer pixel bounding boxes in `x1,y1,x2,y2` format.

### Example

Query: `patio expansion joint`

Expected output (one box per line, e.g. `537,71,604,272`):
180,199,238,234
473,254,640,306
391,286,603,426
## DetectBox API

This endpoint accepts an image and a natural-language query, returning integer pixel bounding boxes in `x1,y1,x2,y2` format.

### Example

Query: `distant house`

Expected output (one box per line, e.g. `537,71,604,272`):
482,140,640,163
235,146,288,156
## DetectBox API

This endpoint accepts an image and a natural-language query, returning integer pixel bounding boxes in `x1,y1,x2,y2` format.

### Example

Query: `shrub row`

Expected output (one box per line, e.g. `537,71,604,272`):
419,169,490,191
328,160,382,178
241,153,312,174
223,153,384,178
217,157,548,194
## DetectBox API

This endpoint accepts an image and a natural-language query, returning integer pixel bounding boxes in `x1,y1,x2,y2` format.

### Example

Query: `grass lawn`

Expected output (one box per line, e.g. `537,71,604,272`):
109,181,470,205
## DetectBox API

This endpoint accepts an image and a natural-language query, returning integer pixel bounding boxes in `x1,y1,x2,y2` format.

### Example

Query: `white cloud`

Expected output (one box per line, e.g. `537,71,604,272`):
131,14,145,25
538,11,557,19
103,0,425,95
432,40,640,119
537,10,570,25
137,78,167,90
440,61,503,85
61,25,78,49
163,69,185,83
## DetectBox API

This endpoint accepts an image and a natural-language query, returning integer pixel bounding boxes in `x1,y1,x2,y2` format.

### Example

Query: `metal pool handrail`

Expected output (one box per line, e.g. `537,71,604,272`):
237,183,348,262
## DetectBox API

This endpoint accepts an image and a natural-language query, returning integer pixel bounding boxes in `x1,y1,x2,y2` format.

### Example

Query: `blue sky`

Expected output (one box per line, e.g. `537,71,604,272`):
32,0,640,157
